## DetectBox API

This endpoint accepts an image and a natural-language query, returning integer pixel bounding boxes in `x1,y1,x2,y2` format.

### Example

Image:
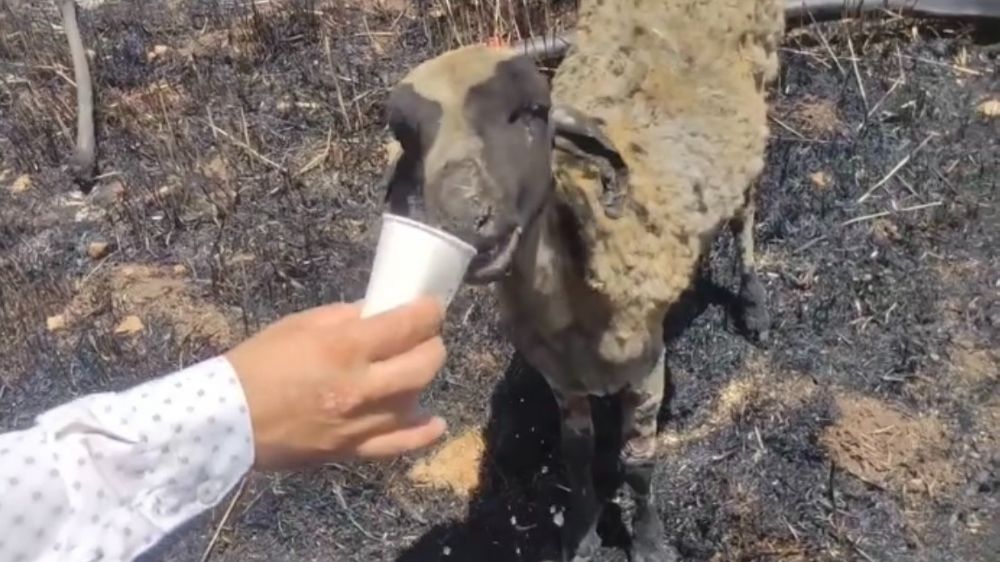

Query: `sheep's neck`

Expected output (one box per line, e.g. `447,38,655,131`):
499,201,667,365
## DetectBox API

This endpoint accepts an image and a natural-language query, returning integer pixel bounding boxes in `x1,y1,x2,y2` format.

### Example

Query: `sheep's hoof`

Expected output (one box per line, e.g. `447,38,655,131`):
562,527,600,562
735,272,771,345
630,542,680,562
69,160,98,195
629,503,678,562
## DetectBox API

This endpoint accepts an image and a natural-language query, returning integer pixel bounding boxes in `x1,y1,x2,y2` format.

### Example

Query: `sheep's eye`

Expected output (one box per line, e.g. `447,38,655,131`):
527,104,550,121
509,103,549,124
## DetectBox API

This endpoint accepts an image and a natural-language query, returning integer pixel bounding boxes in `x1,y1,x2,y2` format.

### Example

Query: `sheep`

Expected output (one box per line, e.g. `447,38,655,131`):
381,1,785,559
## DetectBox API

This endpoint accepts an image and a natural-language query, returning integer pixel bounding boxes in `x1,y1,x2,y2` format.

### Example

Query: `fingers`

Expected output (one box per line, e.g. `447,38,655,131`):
351,415,448,459
351,296,444,361
359,336,446,403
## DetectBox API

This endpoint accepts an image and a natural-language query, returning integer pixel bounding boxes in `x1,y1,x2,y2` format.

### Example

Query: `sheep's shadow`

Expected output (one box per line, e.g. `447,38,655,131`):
394,276,738,562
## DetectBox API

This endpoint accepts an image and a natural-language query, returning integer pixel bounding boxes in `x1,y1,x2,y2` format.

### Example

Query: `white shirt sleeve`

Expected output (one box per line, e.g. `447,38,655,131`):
0,355,255,562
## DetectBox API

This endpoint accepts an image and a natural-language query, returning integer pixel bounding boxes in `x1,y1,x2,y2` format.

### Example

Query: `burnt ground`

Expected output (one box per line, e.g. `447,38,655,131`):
1,1,998,561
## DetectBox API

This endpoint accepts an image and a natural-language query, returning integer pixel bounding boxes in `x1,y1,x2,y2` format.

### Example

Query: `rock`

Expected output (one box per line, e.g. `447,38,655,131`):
147,44,170,61
977,99,1000,119
114,315,144,335
9,174,31,194
46,314,67,332
383,138,401,163
809,171,830,190
202,155,232,182
89,179,126,206
928,39,950,58
86,241,113,260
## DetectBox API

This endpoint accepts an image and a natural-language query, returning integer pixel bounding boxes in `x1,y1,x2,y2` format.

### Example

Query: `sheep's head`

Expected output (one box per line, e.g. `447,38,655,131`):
381,45,554,283
382,44,630,283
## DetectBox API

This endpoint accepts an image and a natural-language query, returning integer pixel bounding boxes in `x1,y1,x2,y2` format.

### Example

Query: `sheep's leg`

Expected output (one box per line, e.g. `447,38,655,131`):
620,354,677,562
730,199,770,343
554,393,602,562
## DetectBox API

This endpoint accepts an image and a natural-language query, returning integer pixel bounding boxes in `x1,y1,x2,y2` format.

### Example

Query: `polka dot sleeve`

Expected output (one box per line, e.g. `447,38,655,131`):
0,355,255,562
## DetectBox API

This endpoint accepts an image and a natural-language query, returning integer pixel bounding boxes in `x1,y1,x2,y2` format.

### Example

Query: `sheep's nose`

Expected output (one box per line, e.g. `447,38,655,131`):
472,207,499,236
429,161,502,236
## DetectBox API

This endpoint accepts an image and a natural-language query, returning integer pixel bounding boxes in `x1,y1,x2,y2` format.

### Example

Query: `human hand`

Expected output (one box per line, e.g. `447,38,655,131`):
225,296,448,471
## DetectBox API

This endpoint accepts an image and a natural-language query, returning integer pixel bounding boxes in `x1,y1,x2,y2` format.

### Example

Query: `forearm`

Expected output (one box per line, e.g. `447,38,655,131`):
0,355,254,562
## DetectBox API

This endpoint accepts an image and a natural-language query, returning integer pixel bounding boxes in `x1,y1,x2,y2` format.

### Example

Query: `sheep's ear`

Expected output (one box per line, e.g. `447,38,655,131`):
551,105,630,219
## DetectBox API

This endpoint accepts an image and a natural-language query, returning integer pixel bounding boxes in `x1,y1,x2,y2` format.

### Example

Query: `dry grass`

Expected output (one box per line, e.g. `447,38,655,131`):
408,425,486,498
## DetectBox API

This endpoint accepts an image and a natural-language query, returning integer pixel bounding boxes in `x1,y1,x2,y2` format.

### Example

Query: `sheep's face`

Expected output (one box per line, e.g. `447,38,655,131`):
382,46,554,283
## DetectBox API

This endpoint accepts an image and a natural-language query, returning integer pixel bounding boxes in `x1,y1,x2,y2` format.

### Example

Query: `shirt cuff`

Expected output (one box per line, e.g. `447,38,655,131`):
35,355,255,536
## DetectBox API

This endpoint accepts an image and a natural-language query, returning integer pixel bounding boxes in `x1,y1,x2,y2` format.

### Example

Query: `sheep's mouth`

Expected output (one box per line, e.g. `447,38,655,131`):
465,226,522,284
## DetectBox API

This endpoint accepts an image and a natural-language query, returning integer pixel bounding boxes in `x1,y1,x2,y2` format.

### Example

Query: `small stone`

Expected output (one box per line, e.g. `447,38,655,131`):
9,174,31,194
928,39,950,57
977,99,1000,119
90,179,125,206
975,470,992,485
201,155,232,182
46,314,67,332
383,139,401,164
86,241,113,260
147,45,170,61
809,171,830,190
114,315,144,336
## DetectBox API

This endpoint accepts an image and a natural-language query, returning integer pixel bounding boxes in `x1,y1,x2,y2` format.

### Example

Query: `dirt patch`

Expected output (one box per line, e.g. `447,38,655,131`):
110,79,189,127
822,392,958,496
708,538,809,562
781,95,844,137
662,357,819,450
948,336,998,386
408,425,486,499
58,263,237,348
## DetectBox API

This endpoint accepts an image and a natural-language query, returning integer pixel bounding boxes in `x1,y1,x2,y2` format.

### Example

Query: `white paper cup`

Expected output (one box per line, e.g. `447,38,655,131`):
360,213,478,318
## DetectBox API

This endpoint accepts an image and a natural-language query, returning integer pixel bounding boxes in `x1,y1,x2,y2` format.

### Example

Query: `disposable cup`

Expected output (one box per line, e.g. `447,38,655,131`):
360,213,478,318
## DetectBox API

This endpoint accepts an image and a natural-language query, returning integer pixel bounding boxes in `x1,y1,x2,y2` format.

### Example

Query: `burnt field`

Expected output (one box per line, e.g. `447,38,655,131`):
1,1,998,561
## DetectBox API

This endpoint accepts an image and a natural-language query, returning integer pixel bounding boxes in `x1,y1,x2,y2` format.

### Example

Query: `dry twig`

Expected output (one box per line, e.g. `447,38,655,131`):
857,133,938,203
841,201,942,227
200,477,247,562
847,35,869,113
208,123,287,174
